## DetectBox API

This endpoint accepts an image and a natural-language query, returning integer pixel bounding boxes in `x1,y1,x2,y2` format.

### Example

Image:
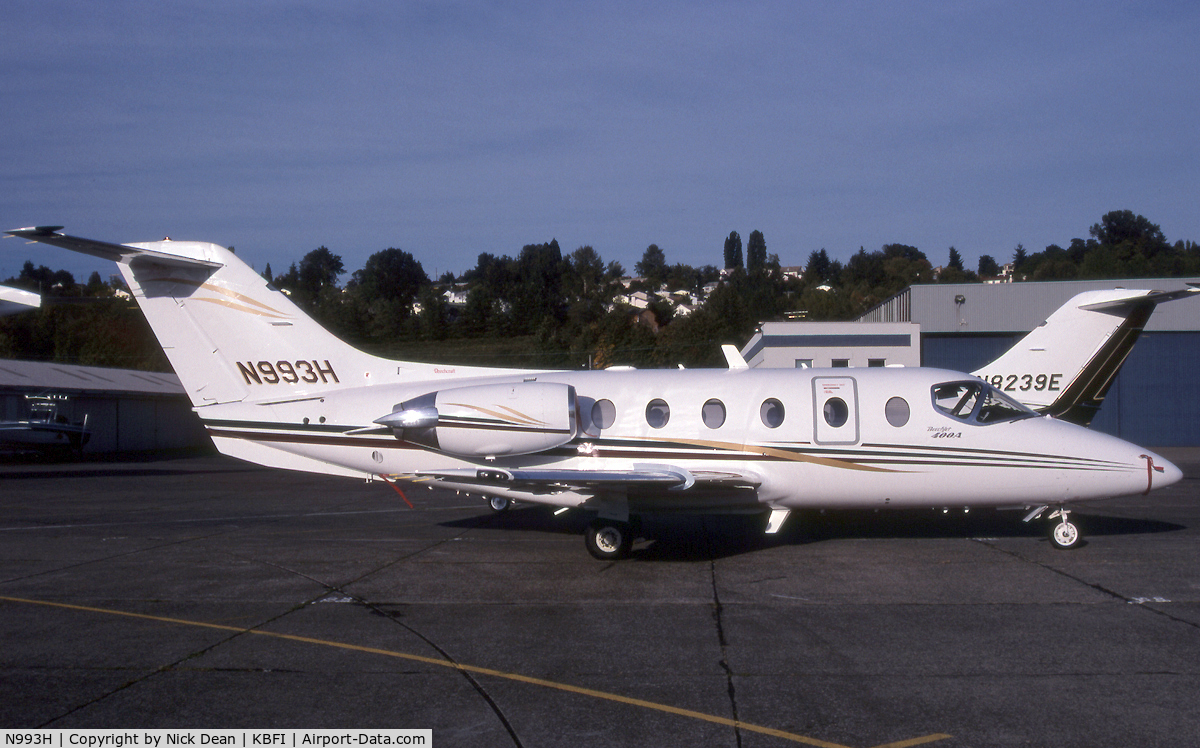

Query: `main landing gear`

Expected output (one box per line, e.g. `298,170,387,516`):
1025,506,1081,549
488,496,512,513
585,518,635,560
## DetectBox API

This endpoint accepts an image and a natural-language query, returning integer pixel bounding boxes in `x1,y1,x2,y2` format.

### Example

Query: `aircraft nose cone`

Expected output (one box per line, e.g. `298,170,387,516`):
1139,450,1183,492
1156,454,1183,488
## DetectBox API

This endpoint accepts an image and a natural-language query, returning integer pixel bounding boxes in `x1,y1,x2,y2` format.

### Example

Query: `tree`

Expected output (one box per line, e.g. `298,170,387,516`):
1013,244,1028,268
635,244,668,289
947,246,964,271
978,255,1000,277
275,247,344,310
565,245,605,300
512,240,566,334
1089,210,1167,250
723,231,743,270
353,248,427,306
746,230,767,272
350,247,428,340
804,249,832,284
9,261,77,295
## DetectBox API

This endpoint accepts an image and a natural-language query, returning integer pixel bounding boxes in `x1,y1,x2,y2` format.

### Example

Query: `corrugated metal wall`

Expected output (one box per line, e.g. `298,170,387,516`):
1,392,210,454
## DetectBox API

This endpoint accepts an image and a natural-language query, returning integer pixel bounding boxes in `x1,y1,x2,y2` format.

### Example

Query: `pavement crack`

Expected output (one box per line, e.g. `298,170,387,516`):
364,603,526,748
706,518,743,748
237,530,523,747
974,539,1200,631
36,599,313,728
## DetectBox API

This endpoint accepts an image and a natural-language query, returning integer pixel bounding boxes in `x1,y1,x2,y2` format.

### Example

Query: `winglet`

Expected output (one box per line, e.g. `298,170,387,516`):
722,344,749,370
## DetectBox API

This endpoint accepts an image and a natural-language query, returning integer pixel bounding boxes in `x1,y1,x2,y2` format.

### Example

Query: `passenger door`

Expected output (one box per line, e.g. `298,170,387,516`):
813,376,859,445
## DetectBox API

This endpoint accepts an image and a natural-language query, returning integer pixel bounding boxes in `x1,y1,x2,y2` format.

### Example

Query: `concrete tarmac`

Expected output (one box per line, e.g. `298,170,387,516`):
1,450,1198,747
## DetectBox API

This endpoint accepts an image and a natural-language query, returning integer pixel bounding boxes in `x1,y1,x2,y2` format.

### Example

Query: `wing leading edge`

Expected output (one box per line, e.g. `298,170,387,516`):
400,464,762,494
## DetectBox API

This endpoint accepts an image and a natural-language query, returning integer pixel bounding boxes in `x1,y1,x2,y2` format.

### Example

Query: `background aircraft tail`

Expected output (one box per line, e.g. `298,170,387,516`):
5,226,498,408
973,287,1199,425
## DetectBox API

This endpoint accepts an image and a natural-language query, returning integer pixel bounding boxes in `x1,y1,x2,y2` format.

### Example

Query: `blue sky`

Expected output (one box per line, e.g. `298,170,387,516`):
3,1,1198,284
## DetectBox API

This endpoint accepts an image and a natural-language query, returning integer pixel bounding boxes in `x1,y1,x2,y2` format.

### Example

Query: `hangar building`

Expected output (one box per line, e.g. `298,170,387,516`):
0,359,210,455
740,278,1200,446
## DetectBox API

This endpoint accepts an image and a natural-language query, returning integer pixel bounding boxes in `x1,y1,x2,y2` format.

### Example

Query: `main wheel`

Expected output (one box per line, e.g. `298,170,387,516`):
585,519,634,560
1050,520,1080,549
488,496,512,513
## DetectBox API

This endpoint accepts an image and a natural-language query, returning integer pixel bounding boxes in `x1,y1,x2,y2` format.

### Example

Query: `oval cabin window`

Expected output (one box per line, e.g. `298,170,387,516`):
760,398,785,428
885,396,910,427
591,399,616,429
823,397,849,428
702,399,726,429
645,399,670,429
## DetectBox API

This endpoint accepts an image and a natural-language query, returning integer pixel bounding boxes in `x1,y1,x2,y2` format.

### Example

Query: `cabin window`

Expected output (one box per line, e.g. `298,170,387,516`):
823,398,849,427
760,398,785,428
885,396,910,427
931,381,1034,425
702,399,726,429
592,399,616,429
832,359,849,368
646,399,670,428
795,359,812,369
868,359,886,367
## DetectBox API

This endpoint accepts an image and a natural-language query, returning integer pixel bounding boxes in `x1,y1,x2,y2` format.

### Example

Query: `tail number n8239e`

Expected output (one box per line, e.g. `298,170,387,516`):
984,373,1062,392
237,360,339,385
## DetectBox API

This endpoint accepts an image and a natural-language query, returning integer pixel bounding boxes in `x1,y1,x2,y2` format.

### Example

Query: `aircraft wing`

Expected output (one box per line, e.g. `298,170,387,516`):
403,464,761,493
6,226,222,269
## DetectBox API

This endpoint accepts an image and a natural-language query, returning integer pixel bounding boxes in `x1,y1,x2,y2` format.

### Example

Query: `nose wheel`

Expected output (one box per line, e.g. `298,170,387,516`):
1047,508,1080,549
1050,517,1080,549
1024,506,1082,549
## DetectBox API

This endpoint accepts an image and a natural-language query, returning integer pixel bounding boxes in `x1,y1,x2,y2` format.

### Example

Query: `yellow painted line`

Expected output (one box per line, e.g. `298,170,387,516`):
868,735,955,748
1,595,950,748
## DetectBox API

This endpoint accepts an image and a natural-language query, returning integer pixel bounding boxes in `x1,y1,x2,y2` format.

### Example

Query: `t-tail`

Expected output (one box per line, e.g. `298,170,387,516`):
973,286,1199,425
4,226,506,409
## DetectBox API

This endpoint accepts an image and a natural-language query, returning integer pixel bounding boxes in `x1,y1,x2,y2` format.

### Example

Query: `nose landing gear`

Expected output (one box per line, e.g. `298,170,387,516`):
1024,505,1081,549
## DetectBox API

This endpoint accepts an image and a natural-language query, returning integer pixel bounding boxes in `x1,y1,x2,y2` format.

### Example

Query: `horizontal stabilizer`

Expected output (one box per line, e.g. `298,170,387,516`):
0,284,41,317
6,226,222,270
1077,287,1200,312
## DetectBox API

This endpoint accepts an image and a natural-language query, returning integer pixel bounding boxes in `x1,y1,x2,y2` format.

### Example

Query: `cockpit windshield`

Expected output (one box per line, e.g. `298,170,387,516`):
931,381,1036,425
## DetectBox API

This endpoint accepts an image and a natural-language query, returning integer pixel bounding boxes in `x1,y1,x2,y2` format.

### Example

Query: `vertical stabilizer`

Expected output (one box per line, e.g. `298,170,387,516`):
973,287,1198,425
4,227,504,408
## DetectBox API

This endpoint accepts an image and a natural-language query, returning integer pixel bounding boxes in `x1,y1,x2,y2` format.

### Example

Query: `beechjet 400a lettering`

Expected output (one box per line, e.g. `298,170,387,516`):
6,226,1186,558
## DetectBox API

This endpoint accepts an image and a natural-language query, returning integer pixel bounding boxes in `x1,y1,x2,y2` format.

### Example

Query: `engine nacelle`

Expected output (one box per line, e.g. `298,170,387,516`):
375,382,578,457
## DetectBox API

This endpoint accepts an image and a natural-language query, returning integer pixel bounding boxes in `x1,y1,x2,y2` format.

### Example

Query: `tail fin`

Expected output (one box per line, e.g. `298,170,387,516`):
5,226,501,407
973,287,1199,425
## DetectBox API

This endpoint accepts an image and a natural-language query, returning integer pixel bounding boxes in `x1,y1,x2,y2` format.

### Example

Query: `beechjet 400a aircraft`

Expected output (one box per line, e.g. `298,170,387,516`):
5,226,1186,558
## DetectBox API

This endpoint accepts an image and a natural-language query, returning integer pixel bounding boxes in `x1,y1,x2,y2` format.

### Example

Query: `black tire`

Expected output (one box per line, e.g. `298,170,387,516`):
1050,520,1080,549
488,496,511,513
585,519,633,560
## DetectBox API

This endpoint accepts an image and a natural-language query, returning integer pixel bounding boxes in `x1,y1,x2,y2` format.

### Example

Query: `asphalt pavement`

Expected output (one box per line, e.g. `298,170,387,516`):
1,449,1198,747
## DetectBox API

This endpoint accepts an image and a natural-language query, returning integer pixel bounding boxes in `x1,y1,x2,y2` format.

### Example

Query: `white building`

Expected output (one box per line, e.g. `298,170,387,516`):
740,321,921,369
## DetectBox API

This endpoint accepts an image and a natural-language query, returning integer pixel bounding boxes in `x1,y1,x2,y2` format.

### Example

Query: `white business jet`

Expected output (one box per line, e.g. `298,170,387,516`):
5,227,1184,558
